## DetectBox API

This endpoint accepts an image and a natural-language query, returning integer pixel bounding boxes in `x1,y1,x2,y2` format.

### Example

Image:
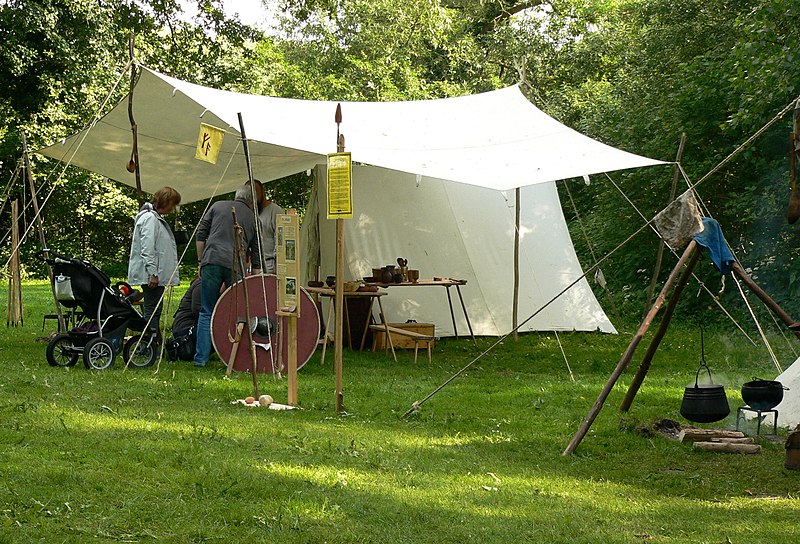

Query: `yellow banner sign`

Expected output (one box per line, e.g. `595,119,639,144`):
195,123,225,164
327,152,353,219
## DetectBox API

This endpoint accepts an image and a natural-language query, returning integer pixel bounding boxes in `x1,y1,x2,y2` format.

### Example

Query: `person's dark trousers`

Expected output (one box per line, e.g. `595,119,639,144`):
141,284,166,335
193,264,233,366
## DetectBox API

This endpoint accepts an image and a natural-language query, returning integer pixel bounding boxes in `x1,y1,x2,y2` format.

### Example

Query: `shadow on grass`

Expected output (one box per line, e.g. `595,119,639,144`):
3,291,800,542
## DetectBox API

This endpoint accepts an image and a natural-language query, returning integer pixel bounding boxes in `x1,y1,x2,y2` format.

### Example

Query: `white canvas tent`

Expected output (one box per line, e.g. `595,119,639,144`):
758,359,800,429
38,65,666,336
304,164,616,336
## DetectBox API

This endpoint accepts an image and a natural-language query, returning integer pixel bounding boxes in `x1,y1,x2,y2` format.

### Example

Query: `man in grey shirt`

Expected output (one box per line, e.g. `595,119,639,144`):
193,181,262,367
258,187,285,274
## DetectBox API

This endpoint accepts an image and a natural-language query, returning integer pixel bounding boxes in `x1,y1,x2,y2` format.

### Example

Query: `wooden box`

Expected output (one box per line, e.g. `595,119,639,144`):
373,322,435,350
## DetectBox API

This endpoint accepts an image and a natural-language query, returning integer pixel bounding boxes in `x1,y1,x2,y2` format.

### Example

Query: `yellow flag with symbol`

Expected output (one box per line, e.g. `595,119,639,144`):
195,123,225,164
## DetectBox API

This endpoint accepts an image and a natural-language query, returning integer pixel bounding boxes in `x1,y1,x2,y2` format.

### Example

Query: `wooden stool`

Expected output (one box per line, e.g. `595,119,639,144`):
369,324,434,363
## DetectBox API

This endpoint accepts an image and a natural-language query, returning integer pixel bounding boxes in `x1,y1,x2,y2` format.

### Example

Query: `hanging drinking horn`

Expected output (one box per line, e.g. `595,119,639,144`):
126,125,138,173
126,151,136,173
788,133,800,224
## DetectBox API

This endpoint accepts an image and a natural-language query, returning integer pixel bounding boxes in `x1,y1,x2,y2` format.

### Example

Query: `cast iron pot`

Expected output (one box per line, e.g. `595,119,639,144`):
741,378,788,410
680,363,730,423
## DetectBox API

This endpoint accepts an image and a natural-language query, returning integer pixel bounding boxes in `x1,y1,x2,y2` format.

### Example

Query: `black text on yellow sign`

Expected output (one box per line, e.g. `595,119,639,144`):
195,123,225,164
327,152,353,219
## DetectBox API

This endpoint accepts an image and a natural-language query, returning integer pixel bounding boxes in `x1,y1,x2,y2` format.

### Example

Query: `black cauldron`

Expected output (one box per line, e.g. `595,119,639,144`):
680,363,730,423
741,378,788,410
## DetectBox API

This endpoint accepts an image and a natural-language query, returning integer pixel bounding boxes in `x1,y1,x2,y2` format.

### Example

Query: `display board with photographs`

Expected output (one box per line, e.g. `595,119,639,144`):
276,212,300,316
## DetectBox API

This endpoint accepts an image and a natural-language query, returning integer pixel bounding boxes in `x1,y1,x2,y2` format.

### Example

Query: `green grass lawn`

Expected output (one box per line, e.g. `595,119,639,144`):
1,282,799,543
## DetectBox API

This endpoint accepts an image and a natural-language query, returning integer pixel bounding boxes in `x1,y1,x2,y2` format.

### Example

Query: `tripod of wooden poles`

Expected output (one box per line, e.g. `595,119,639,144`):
563,240,800,455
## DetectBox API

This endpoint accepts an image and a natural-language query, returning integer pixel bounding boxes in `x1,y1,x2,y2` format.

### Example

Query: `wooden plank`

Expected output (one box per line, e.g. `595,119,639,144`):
693,441,762,454
679,429,746,443
371,323,435,349
370,325,433,339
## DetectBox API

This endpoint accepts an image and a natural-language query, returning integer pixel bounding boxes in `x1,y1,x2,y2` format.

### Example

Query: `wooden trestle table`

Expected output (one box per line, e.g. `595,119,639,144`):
364,278,476,344
305,286,396,364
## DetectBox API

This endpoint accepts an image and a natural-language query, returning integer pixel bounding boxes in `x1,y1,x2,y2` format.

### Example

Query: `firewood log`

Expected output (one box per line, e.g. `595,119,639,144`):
693,441,762,454
679,429,745,443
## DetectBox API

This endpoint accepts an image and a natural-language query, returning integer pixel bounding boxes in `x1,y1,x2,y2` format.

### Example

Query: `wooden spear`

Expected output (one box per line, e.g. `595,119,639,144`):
334,103,346,412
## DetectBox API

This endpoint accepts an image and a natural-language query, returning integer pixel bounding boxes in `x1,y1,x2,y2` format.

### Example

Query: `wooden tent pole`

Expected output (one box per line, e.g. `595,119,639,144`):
620,247,701,412
563,240,698,456
21,132,65,332
730,261,800,338
128,33,143,207
513,187,520,341
7,199,23,327
643,133,686,318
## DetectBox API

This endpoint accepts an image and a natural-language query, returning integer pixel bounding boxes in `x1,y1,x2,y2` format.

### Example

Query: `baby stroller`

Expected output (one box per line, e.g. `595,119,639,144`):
37,249,161,370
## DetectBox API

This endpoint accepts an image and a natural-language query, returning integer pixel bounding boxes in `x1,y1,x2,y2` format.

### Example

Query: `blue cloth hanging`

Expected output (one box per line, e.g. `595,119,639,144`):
692,217,735,275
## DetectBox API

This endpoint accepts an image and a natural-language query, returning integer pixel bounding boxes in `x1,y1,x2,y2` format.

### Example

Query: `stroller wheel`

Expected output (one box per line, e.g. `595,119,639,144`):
83,337,116,370
46,333,79,367
123,334,158,368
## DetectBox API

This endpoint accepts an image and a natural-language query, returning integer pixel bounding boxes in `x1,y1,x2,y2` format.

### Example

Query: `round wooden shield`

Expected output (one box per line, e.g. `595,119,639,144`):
211,274,319,374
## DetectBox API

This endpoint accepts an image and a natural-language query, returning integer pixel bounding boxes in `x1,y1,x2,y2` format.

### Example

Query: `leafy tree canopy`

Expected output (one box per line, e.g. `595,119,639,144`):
2,0,800,324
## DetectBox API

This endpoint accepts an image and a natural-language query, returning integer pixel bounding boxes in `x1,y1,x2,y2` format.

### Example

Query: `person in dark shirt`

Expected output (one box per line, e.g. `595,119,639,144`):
193,181,263,367
165,277,201,361
173,277,201,337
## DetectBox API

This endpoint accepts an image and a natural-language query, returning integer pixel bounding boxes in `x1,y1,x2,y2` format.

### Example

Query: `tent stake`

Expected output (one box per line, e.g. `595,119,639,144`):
563,240,698,456
620,246,701,412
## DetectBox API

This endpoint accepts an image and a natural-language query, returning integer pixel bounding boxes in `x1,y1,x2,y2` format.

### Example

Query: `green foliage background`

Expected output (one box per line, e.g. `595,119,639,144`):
2,0,800,322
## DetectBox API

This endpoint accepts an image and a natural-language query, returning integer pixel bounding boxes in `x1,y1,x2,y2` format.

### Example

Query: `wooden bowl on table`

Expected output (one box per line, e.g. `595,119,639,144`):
343,281,361,292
